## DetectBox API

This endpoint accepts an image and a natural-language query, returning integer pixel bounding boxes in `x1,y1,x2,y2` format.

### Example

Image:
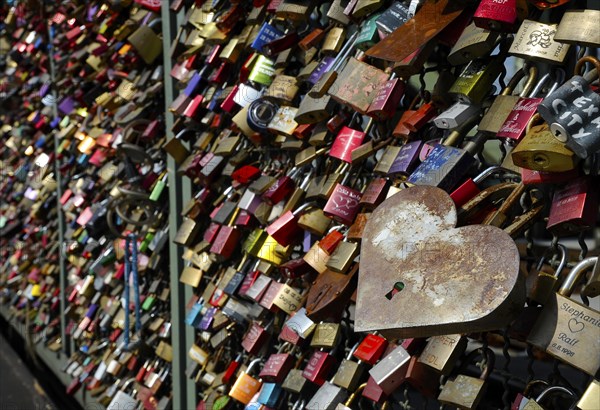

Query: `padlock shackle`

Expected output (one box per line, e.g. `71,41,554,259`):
559,256,599,297
535,385,575,402
347,342,360,360
331,31,359,72
246,358,263,375
503,66,538,97
344,382,367,406
535,243,567,278
293,201,319,216
575,56,600,82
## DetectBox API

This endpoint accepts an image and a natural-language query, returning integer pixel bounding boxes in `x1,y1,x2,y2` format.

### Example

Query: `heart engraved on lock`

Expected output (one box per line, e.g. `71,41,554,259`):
356,186,524,338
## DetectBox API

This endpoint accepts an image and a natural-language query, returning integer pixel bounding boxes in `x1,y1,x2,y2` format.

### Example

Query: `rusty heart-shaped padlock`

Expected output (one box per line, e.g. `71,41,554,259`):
355,186,524,339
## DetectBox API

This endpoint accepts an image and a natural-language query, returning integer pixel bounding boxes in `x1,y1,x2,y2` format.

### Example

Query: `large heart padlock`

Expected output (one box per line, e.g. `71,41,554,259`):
355,186,524,338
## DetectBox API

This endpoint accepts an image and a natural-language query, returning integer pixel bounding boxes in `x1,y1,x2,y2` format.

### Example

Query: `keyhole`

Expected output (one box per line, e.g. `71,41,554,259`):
385,282,405,300
533,155,547,165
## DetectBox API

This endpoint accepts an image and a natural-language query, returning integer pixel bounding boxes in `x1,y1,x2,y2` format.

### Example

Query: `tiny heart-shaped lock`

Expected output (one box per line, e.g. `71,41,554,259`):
356,186,524,338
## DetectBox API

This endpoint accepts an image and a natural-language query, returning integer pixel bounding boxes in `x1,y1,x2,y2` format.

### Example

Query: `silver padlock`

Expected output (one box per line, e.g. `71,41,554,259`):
434,101,481,130
368,344,411,395
306,381,348,410
107,378,139,410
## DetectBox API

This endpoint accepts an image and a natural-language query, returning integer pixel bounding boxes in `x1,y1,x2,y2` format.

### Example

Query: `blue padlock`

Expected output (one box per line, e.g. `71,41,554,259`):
257,382,283,408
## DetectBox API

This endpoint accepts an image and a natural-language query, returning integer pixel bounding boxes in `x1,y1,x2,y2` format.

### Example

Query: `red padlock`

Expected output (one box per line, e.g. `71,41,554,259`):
354,333,388,365
266,202,318,246
259,347,295,383
547,177,599,234
367,72,406,121
302,350,336,386
323,181,363,226
473,0,525,32
241,321,271,356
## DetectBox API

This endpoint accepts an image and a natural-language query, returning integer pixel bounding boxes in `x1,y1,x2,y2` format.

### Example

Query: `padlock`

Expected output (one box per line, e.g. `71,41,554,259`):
367,71,406,121
322,26,347,56
259,343,295,384
538,56,600,158
334,383,367,410
256,382,283,408
577,379,600,410
305,380,348,410
528,257,600,375
127,18,162,64
306,264,358,322
353,333,388,366
368,344,411,395
266,202,319,247
529,244,568,307
229,358,264,405
511,114,578,172
107,378,139,410
473,0,528,32
448,55,504,104
478,65,538,135
331,342,365,391
438,348,494,409
416,334,467,376
323,169,364,226
403,355,441,398
448,22,499,66
375,2,410,35
297,208,332,236
359,177,390,210
547,177,599,235
554,9,600,47
303,347,339,387
434,101,481,130
241,320,272,356
521,386,576,410
329,57,389,114
509,19,570,64
450,166,518,207
310,322,342,349
497,71,563,141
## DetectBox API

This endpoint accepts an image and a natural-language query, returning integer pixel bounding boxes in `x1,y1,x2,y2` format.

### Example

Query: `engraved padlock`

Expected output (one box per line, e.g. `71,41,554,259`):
528,257,600,376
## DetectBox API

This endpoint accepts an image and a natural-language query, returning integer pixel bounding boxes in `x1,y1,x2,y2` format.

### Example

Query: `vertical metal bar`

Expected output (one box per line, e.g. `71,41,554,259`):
160,3,196,409
46,18,70,358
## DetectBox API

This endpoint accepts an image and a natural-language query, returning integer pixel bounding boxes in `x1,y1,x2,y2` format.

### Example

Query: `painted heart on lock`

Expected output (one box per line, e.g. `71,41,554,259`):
356,185,525,339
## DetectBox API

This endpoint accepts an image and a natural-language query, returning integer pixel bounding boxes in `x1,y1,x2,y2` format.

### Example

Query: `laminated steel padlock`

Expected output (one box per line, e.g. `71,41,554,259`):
528,257,600,375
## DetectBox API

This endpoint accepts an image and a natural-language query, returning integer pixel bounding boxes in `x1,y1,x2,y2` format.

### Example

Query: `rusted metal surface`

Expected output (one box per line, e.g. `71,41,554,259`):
355,185,524,339
365,0,465,63
306,264,358,322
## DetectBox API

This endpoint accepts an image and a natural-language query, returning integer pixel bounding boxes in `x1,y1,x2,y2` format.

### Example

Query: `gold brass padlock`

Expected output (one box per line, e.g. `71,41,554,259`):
127,18,163,64
509,19,570,64
511,114,579,172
